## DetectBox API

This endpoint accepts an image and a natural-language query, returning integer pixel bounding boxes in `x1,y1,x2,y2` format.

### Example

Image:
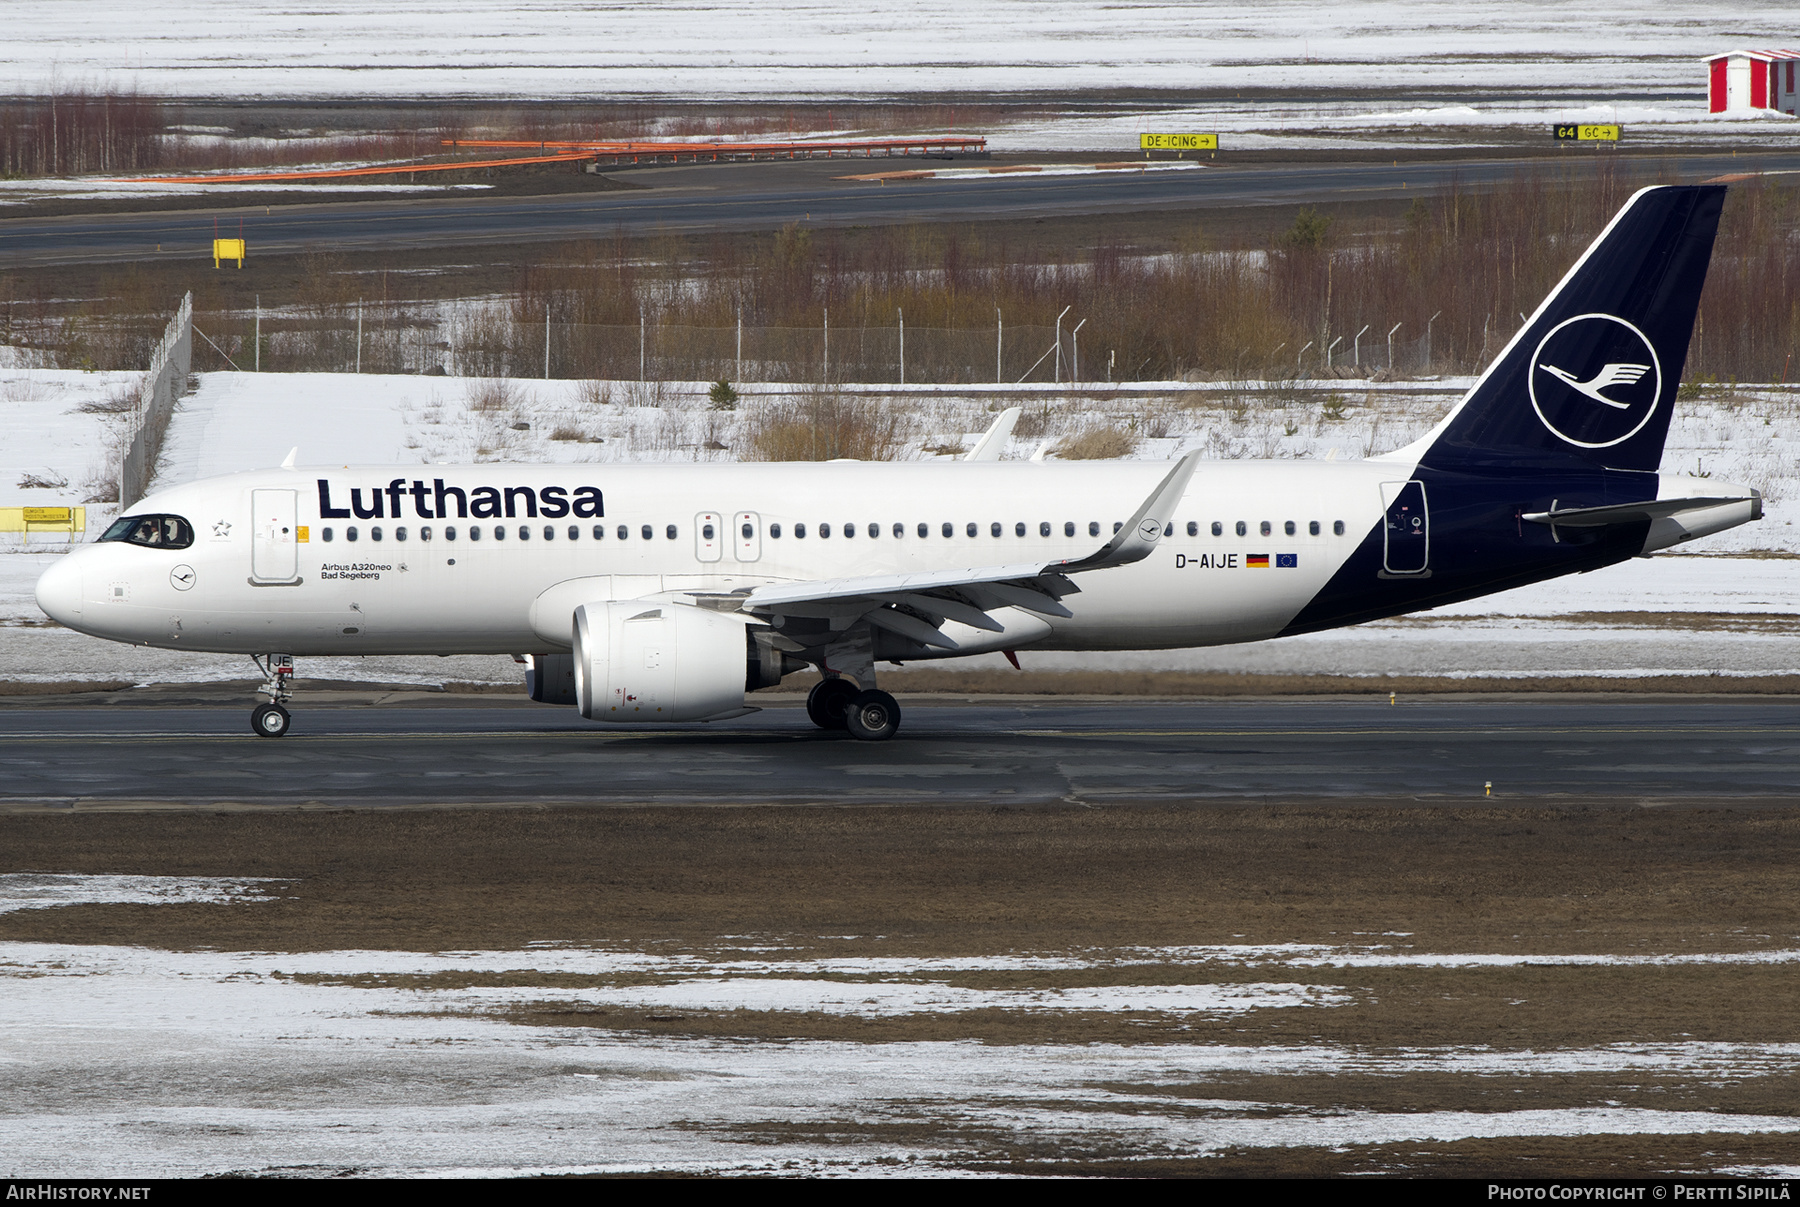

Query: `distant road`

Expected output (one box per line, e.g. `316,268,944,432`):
5,151,1798,267
3,700,1798,807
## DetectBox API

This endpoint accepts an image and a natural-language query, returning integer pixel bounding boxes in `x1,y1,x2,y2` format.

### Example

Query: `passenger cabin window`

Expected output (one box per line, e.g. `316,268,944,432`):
917,522,927,538
820,523,832,538
322,528,335,542
843,522,855,539
1260,521,1271,537
1284,521,1296,536
942,522,953,538
665,525,677,540
467,526,479,542
494,525,505,541
966,522,977,537
444,526,455,541
567,525,578,540
347,526,359,541
1212,522,1223,536
1113,522,1123,534
771,523,783,538
640,525,652,540
1333,520,1346,536
371,526,384,541
395,526,407,541
1089,522,1100,537
592,525,604,539
1309,521,1321,536
1235,521,1247,537
896,523,907,539
990,522,1002,538
1065,522,1075,537
100,515,196,549
421,526,433,542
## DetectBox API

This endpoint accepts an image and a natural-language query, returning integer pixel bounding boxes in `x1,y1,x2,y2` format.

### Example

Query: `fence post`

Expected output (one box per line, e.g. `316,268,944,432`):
255,297,261,372
545,304,551,379
823,307,829,385
355,300,362,374
736,310,742,382
1387,322,1402,372
898,307,904,386
639,308,645,381
996,309,1002,384
1054,306,1070,384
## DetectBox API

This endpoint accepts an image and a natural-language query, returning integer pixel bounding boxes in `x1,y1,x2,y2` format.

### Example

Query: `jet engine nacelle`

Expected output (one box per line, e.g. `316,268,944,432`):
572,601,759,722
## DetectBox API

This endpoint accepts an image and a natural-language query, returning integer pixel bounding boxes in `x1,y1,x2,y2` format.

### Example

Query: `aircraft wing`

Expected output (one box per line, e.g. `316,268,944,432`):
740,453,1199,650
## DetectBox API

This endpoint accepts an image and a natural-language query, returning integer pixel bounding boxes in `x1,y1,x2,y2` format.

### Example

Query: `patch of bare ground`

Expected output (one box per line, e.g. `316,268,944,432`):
7,805,1799,1175
3,805,1798,958
850,670,1800,696
959,1135,1800,1177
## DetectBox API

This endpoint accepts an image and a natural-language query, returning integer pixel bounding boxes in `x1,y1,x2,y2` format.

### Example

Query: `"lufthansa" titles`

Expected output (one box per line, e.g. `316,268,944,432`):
317,478,604,522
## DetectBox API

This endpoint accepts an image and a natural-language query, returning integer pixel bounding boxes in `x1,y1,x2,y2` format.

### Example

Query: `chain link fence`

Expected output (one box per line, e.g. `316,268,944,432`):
119,292,190,507
189,312,1136,386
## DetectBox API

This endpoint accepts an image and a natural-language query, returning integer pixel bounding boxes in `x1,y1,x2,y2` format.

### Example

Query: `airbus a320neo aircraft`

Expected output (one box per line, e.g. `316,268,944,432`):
35,185,1760,740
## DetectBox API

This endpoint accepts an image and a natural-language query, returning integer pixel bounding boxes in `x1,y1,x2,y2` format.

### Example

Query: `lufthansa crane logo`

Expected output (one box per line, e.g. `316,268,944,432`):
1528,313,1662,449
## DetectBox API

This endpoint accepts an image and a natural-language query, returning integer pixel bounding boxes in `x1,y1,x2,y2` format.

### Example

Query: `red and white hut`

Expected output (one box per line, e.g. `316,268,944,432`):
1706,49,1800,115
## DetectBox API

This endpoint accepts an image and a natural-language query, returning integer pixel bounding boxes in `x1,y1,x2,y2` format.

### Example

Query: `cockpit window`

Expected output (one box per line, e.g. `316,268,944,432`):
99,514,194,550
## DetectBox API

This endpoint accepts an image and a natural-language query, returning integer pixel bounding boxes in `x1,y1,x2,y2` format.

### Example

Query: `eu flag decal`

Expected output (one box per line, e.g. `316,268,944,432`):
1276,553,1298,568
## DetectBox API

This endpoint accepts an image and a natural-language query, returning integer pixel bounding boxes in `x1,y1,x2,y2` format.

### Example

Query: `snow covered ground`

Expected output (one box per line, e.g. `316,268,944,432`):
6,3,1798,162
3,368,1796,685
3,892,1799,1177
3,920,1800,1172
4,2,1784,102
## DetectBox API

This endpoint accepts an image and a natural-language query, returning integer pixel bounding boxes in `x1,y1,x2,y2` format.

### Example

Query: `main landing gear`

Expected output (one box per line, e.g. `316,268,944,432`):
250,653,294,737
806,676,902,741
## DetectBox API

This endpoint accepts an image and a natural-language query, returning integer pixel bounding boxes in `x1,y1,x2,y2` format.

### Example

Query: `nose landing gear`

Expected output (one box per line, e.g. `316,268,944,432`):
250,654,294,737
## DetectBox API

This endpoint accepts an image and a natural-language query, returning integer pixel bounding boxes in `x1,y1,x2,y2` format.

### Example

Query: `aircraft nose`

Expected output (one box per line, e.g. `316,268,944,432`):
34,554,84,626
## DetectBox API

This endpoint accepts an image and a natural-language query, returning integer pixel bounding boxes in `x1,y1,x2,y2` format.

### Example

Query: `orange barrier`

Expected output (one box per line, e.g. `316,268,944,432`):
122,135,985,186
443,136,987,165
125,151,593,185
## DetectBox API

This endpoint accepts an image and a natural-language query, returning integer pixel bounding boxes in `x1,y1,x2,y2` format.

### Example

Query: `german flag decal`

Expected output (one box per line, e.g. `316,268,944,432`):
1246,554,1270,568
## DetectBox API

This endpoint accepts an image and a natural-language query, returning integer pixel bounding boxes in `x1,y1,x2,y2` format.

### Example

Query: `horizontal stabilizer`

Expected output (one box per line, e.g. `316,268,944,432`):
1522,495,1761,528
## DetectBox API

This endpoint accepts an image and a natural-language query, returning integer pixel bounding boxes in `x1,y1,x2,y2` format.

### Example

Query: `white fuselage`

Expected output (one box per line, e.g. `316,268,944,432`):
36,458,1408,658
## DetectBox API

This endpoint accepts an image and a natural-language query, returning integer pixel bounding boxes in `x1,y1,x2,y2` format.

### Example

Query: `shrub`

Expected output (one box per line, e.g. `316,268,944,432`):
1052,426,1138,460
743,388,913,461
708,379,740,410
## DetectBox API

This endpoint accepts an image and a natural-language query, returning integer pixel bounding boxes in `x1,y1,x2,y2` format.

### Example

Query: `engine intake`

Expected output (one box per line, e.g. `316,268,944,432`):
572,601,778,722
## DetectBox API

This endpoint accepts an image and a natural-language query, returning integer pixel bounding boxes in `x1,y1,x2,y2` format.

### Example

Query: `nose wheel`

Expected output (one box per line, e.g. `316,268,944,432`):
251,702,291,738
250,653,295,738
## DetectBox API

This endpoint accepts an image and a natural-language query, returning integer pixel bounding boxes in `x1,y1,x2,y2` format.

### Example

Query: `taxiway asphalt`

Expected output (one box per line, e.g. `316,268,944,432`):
3,699,1796,807
8,151,1800,267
